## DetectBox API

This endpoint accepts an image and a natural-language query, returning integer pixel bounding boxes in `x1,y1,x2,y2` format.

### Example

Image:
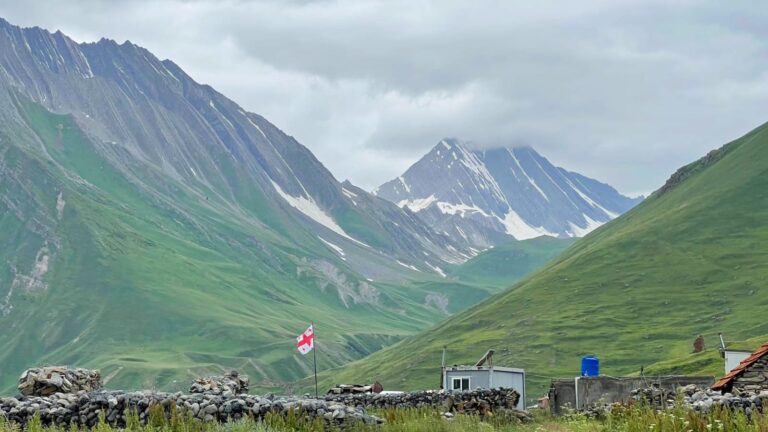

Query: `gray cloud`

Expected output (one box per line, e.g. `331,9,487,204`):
2,0,768,196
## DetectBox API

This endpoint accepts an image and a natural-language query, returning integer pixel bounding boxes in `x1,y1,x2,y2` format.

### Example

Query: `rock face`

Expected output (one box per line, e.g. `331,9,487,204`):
0,390,380,427
0,17,465,271
326,388,522,417
17,367,101,397
189,371,249,396
376,139,642,248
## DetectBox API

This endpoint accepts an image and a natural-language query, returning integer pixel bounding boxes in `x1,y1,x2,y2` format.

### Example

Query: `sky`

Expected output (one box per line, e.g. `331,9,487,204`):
2,0,768,196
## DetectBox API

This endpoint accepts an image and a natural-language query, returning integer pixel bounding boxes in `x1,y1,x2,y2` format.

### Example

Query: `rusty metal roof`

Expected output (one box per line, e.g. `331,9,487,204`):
712,341,768,390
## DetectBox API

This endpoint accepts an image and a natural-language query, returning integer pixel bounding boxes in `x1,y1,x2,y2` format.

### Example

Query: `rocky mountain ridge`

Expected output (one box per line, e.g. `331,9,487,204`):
376,138,642,248
0,18,501,393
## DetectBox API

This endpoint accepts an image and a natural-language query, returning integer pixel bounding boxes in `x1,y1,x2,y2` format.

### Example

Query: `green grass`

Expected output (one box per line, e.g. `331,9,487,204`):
310,120,768,402
450,237,575,288
5,405,768,432
639,335,767,377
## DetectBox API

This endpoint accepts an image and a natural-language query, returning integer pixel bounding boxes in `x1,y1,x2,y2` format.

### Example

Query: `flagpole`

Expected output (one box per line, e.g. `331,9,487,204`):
312,322,319,398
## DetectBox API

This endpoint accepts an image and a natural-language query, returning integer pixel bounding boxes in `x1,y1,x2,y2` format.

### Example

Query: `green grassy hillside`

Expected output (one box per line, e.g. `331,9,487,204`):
0,99,460,394
450,237,575,288
640,335,767,378
0,97,569,394
312,121,768,399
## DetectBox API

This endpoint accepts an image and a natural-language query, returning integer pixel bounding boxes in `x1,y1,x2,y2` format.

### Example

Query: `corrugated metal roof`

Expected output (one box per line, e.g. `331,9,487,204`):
712,341,768,390
446,366,525,374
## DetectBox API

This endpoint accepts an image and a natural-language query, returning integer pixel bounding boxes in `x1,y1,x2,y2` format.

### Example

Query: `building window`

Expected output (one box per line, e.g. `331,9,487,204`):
452,377,470,391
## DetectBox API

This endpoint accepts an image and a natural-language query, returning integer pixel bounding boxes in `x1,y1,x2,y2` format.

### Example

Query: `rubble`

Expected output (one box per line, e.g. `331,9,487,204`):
189,371,249,396
17,367,102,397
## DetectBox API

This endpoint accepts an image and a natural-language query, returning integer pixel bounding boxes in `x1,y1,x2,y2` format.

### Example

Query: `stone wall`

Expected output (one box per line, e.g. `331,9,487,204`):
325,388,525,418
549,375,715,415
1,367,526,427
0,391,380,427
732,358,768,394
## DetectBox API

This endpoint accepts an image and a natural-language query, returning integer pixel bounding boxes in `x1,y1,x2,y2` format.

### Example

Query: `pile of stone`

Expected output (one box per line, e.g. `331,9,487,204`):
326,388,528,420
629,384,768,414
0,390,381,427
630,385,674,409
678,385,768,414
17,367,102,397
189,371,249,396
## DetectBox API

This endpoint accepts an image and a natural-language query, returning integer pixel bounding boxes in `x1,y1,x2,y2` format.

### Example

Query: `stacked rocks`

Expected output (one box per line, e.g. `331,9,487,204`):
0,391,381,427
628,384,768,415
679,385,768,414
326,388,524,418
327,383,382,394
731,357,768,394
17,367,102,397
189,371,249,396
630,385,673,409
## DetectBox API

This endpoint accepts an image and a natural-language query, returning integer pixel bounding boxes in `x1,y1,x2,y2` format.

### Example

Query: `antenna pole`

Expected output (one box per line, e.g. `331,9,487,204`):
440,346,447,390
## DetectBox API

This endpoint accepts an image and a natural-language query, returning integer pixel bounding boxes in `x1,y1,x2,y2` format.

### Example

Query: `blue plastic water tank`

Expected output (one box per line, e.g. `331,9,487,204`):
581,355,599,377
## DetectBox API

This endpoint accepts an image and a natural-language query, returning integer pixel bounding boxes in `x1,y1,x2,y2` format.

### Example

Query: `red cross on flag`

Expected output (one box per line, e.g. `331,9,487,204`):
296,324,315,355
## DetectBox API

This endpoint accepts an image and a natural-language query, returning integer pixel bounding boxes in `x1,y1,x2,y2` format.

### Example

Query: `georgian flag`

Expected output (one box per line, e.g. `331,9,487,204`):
296,325,315,355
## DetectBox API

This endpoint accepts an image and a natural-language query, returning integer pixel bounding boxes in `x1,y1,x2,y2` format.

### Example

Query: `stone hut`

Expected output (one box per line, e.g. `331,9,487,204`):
712,341,768,394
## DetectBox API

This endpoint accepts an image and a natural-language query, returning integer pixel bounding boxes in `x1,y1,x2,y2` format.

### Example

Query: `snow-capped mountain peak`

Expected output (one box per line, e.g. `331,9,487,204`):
376,138,642,248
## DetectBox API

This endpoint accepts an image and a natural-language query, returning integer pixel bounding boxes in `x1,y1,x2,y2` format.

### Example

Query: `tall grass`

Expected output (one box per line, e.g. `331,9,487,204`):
3,405,768,432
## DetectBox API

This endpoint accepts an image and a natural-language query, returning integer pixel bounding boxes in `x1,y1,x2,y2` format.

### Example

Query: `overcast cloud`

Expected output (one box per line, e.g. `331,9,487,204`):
2,0,768,196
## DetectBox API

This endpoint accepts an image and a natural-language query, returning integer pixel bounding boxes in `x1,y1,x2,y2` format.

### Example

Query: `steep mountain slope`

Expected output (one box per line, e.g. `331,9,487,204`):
640,335,767,378
0,19,490,393
448,237,575,288
315,122,768,399
376,139,641,248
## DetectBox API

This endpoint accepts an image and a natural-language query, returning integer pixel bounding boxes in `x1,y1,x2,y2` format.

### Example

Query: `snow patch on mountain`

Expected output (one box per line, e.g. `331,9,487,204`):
436,202,491,218
318,236,346,260
508,148,549,201
398,195,437,212
341,187,358,198
567,214,604,237
564,176,620,219
425,262,447,278
396,260,421,272
500,209,557,240
271,180,366,246
398,176,411,193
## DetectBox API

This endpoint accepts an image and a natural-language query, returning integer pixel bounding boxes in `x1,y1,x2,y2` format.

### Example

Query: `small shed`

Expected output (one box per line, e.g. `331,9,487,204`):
724,350,752,374
549,375,714,415
442,350,526,410
712,341,768,394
